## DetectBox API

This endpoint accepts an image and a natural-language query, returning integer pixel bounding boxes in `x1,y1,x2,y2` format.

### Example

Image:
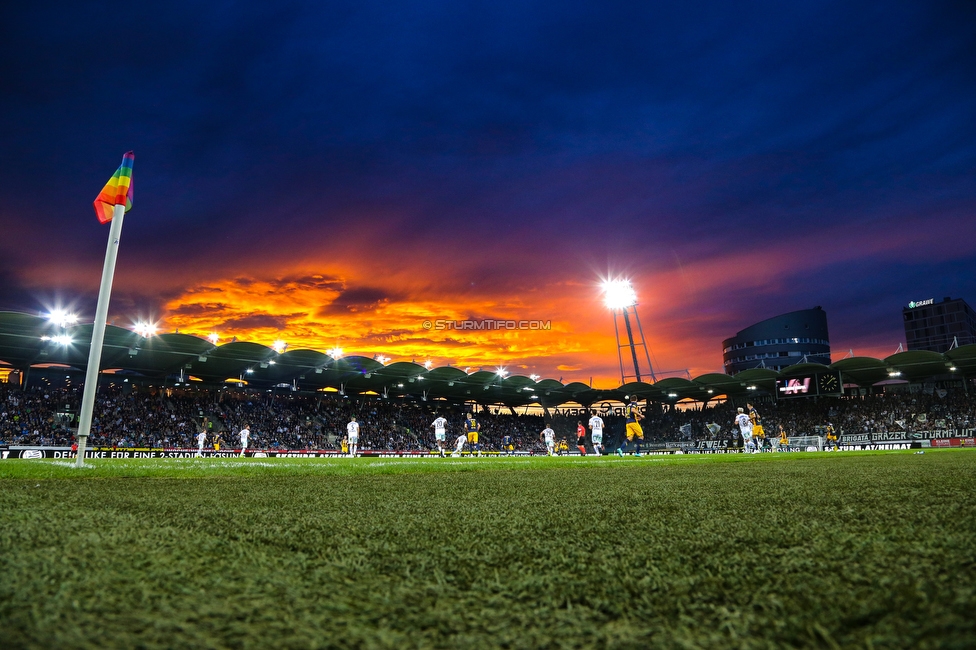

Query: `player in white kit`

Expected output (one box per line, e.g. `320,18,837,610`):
588,414,605,456
238,424,250,457
431,415,448,457
735,407,755,453
541,426,556,456
347,417,360,457
452,433,467,457
196,430,207,457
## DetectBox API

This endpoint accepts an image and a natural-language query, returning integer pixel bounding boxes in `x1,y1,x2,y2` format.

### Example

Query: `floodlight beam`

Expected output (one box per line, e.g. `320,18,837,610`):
604,277,657,384
602,279,638,310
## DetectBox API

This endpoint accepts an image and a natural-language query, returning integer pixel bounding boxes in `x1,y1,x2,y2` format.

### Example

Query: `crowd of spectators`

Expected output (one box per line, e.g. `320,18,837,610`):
641,386,976,443
1,382,974,451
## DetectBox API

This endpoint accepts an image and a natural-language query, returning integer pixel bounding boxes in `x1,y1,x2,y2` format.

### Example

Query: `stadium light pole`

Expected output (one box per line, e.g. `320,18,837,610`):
603,279,656,385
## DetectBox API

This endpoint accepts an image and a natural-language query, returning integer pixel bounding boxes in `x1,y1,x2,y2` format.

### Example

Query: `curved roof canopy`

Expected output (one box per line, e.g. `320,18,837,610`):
0,311,970,407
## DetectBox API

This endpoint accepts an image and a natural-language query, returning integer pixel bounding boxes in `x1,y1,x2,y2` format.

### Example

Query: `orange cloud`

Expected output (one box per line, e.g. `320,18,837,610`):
160,267,630,385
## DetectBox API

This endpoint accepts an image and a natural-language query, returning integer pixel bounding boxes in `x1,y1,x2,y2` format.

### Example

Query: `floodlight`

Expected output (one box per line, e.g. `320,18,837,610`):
529,374,540,381
602,276,657,383
246,368,254,374
133,322,157,337
53,335,72,346
496,367,509,378
667,392,678,398
207,333,219,344
888,371,902,377
602,279,638,310
424,359,433,370
376,355,390,365
46,309,78,328
327,347,343,359
271,339,287,354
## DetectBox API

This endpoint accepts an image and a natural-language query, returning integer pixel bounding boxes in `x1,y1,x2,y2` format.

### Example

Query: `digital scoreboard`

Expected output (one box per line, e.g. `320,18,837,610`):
775,370,843,398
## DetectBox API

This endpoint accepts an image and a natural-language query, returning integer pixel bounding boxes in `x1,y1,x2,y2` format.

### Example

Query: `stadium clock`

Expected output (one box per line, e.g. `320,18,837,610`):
817,372,841,396
775,370,843,398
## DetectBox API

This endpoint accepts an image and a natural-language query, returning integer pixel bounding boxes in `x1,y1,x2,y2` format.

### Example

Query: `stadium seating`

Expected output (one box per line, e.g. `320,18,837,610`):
1,383,973,451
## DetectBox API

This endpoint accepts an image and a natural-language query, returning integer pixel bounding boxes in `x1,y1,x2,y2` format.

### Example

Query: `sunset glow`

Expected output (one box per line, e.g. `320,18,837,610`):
0,3,972,389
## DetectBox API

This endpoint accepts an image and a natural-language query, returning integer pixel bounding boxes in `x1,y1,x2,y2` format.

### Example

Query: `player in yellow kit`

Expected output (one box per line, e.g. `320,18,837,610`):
826,423,839,451
616,399,644,456
777,424,789,451
464,413,481,457
747,403,765,452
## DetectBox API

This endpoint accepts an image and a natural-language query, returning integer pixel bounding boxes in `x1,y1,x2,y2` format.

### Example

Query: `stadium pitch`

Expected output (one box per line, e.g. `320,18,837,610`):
1,451,974,648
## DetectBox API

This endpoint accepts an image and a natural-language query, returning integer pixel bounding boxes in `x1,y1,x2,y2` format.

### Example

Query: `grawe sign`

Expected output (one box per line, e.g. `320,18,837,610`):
908,299,935,308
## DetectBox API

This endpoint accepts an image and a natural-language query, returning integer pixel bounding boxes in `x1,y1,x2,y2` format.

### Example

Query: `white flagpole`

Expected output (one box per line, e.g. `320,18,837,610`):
75,203,127,467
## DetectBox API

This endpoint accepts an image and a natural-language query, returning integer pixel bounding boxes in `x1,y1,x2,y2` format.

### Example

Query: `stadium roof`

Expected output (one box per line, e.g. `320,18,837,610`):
0,311,972,407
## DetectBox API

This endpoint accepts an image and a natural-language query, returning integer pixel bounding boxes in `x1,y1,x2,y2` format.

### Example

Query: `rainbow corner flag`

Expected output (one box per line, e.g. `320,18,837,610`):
93,151,134,224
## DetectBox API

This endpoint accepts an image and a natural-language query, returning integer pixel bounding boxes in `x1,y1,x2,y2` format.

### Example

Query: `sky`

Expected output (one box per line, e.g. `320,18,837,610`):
0,1,974,387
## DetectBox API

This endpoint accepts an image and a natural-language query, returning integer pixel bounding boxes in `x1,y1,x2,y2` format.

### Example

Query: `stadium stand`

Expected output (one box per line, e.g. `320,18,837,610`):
2,382,973,452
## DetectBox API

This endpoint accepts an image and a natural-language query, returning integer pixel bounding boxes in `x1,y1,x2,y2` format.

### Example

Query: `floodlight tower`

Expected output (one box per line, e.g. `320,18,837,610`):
603,279,656,384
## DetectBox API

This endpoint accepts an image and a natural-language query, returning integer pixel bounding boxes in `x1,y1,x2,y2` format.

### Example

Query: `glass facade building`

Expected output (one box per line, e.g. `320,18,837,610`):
722,307,831,375
903,296,976,353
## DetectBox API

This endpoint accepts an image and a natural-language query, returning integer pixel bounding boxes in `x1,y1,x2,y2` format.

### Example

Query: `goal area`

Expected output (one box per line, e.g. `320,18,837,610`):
780,435,824,452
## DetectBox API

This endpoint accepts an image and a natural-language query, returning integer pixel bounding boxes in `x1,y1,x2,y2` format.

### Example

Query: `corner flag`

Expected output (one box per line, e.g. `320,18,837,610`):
93,151,134,223
76,151,135,467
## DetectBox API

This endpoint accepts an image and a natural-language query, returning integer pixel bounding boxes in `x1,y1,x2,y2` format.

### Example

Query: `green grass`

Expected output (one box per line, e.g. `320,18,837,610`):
0,451,974,649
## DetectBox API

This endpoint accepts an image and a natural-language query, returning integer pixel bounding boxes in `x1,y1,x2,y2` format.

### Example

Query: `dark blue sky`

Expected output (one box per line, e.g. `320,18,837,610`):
0,1,974,380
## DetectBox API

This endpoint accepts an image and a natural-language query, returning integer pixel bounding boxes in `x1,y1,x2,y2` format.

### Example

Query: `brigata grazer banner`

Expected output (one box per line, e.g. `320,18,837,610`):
839,428,976,445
